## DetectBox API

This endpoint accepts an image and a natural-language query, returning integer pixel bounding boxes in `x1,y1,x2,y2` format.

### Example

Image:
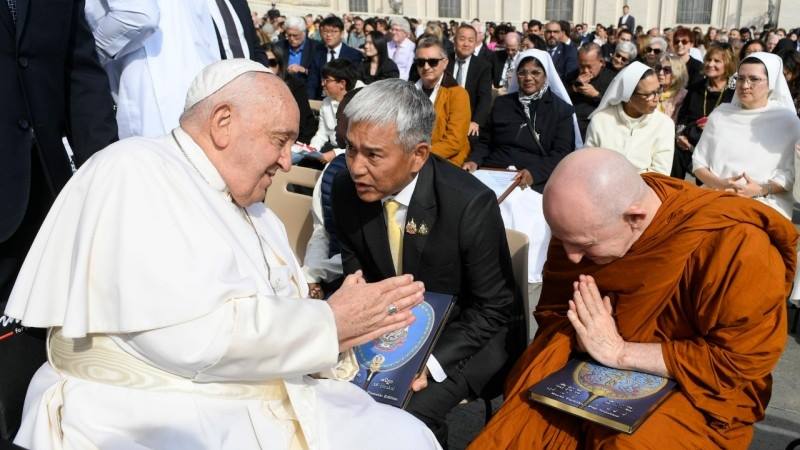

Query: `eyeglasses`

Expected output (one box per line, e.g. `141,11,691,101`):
267,58,279,68
613,53,630,62
631,89,663,100
322,77,340,85
414,58,444,68
735,75,767,86
544,29,561,34
674,39,691,46
320,28,341,35
517,69,545,78
645,47,663,54
655,65,673,75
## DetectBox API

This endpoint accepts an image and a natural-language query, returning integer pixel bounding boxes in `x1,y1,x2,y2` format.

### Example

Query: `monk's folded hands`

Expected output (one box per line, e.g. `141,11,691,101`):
566,274,625,368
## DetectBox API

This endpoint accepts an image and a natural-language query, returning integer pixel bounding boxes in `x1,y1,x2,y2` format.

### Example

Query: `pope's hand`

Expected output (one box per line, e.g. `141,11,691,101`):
328,271,424,352
566,275,626,368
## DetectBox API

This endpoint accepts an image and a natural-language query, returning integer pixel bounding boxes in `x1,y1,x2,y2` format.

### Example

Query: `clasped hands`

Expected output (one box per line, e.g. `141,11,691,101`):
566,275,627,369
717,172,766,198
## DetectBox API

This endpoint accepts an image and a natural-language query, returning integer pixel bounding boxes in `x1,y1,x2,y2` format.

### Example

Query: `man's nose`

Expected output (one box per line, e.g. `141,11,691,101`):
277,146,292,172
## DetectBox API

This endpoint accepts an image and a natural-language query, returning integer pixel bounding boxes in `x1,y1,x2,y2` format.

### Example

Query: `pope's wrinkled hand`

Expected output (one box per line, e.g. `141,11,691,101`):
328,271,425,352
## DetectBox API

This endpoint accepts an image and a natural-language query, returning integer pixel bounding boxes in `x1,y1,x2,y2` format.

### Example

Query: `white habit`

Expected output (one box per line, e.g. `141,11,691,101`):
5,128,440,450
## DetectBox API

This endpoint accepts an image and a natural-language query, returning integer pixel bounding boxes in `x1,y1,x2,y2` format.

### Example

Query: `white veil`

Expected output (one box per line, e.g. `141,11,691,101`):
507,49,583,148
589,61,651,120
733,51,795,111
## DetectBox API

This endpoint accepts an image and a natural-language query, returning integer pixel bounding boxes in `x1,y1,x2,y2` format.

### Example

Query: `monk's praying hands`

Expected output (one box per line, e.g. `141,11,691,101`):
566,275,625,368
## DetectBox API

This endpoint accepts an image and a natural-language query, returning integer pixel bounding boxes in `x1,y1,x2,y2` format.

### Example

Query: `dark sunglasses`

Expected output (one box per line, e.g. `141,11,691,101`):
267,58,279,68
645,47,663,54
674,39,691,46
414,58,443,68
613,52,630,62
655,65,673,75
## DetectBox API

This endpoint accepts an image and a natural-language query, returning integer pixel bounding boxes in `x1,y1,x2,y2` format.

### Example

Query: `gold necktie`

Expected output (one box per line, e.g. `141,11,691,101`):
384,199,403,274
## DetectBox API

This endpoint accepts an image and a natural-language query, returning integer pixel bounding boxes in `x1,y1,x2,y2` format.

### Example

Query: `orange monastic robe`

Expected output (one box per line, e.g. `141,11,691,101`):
470,174,797,449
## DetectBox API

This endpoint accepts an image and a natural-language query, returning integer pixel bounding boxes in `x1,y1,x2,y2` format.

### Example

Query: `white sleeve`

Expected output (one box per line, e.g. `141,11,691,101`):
692,117,715,173
649,116,676,176
583,119,598,148
117,294,340,382
86,0,160,61
302,174,344,283
310,101,334,150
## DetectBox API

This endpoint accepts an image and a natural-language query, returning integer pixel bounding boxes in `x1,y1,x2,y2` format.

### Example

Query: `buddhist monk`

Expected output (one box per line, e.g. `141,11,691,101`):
469,148,797,449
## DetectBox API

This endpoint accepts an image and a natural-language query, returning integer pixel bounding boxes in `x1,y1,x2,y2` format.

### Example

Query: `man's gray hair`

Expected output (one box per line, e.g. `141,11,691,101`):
615,41,637,59
649,36,668,50
285,16,306,32
344,79,434,152
578,42,602,58
391,18,411,34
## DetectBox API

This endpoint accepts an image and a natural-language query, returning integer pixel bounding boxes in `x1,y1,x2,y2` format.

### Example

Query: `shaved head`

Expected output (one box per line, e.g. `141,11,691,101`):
543,148,660,264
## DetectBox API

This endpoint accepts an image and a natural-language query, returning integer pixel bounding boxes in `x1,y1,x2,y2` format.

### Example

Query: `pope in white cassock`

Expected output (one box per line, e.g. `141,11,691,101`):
4,59,441,450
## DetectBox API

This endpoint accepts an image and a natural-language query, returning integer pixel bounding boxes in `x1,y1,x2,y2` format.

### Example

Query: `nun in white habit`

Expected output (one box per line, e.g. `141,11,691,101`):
4,59,440,450
584,61,675,175
693,52,800,220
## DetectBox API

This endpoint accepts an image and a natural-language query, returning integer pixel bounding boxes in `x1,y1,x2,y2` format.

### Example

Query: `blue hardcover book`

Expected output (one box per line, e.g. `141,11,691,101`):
350,292,455,408
528,358,676,434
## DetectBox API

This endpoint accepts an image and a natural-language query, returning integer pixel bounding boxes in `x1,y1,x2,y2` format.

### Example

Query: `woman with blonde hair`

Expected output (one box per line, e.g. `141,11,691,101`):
656,53,688,120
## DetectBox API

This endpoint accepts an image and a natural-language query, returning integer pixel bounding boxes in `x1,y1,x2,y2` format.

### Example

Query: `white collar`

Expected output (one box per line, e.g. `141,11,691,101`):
415,75,444,104
455,54,472,64
172,127,228,193
381,174,418,208
473,44,483,55
327,42,343,55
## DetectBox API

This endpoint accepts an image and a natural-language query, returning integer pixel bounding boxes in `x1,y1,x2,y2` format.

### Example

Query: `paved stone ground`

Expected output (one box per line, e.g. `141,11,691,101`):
446,330,800,450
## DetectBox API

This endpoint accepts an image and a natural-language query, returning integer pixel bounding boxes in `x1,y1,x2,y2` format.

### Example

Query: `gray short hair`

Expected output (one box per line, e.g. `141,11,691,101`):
391,18,411,34
344,79,434,152
648,36,668,50
615,41,637,59
285,16,306,32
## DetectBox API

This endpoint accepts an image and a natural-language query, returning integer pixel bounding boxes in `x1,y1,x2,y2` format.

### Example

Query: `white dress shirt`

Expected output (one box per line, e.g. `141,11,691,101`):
326,42,343,62
451,54,471,88
380,176,447,383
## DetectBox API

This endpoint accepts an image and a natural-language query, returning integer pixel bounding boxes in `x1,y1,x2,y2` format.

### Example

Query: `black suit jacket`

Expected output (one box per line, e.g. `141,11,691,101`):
618,15,635,32
359,57,399,84
332,156,517,391
308,42,362,99
566,67,616,139
474,44,496,83
547,43,578,81
493,49,511,87
0,0,117,243
279,37,321,98
447,56,493,126
470,91,576,193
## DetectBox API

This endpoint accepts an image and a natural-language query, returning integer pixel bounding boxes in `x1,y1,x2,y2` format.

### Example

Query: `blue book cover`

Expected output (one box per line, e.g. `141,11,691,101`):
350,292,455,408
528,358,677,434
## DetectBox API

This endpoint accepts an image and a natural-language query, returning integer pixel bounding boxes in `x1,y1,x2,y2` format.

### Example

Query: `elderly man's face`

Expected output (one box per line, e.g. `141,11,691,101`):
286,27,305,49
505,35,520,57
222,77,298,206
578,50,604,79
549,212,636,265
455,27,477,59
345,122,428,203
391,24,407,44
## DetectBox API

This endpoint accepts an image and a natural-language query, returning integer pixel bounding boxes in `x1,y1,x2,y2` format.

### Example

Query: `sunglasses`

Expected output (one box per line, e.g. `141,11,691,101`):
267,58,279,67
414,58,444,68
613,52,630,62
674,39,691,46
655,65,673,75
645,47,663,54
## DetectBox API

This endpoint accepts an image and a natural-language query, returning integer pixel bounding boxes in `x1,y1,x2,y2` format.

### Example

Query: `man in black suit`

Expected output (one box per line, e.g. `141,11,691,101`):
0,0,117,440
566,43,615,140
308,16,362,100
280,16,322,99
332,79,516,448
470,20,497,81
448,25,493,145
544,21,578,82
618,5,635,32
494,31,521,88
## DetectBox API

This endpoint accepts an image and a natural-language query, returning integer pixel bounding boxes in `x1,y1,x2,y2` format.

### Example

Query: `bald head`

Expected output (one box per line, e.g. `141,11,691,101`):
543,148,659,264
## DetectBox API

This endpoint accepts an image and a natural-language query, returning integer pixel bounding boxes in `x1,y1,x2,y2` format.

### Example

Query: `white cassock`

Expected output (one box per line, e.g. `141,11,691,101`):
5,128,440,450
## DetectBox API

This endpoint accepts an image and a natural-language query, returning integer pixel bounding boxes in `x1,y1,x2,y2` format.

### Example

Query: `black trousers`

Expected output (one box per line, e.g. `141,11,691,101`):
406,370,472,450
670,146,693,180
0,149,52,441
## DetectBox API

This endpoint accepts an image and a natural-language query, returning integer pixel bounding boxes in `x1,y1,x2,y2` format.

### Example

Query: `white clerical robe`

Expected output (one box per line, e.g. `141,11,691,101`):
5,128,440,450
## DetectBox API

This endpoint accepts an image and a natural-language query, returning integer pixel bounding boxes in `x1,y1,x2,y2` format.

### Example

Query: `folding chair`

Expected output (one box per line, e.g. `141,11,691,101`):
263,166,321,262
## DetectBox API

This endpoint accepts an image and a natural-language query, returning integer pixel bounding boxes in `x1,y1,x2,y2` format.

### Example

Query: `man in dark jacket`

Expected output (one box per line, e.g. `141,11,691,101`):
566,43,615,139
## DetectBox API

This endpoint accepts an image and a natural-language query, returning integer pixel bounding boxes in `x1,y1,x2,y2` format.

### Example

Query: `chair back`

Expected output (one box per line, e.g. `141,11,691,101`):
505,228,531,341
309,99,323,113
264,166,321,262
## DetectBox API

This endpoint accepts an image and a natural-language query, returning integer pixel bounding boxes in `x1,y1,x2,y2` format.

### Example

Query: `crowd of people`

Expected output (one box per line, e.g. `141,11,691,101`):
2,1,800,449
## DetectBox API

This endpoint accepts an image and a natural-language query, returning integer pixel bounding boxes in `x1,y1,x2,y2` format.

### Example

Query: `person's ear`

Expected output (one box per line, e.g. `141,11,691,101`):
622,205,648,230
409,142,430,173
209,103,233,150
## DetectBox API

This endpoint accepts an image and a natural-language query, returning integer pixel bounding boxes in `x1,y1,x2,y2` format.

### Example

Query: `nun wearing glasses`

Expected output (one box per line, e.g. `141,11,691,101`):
584,61,675,175
693,52,800,220
463,49,581,193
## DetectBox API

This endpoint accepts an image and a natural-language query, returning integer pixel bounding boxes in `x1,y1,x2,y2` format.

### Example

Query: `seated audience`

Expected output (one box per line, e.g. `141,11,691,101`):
640,35,667,67
495,32,522,88
673,28,704,85
332,78,516,448
656,53,689,120
469,148,795,449
280,16,322,99
448,25,494,141
585,62,675,174
782,50,800,117
264,42,317,144
693,52,800,220
388,18,416,80
309,16,362,99
673,44,736,179
740,39,766,60
414,36,471,166
609,40,637,73
567,43,616,139
309,59,361,158
464,49,580,192
359,31,400,84
544,21,578,81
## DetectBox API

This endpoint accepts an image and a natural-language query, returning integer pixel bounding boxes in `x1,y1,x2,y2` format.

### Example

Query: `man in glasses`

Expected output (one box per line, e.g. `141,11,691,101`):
279,16,321,98
673,28,704,85
388,18,416,80
308,16,361,100
413,36,471,166
544,21,578,81
567,43,616,140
